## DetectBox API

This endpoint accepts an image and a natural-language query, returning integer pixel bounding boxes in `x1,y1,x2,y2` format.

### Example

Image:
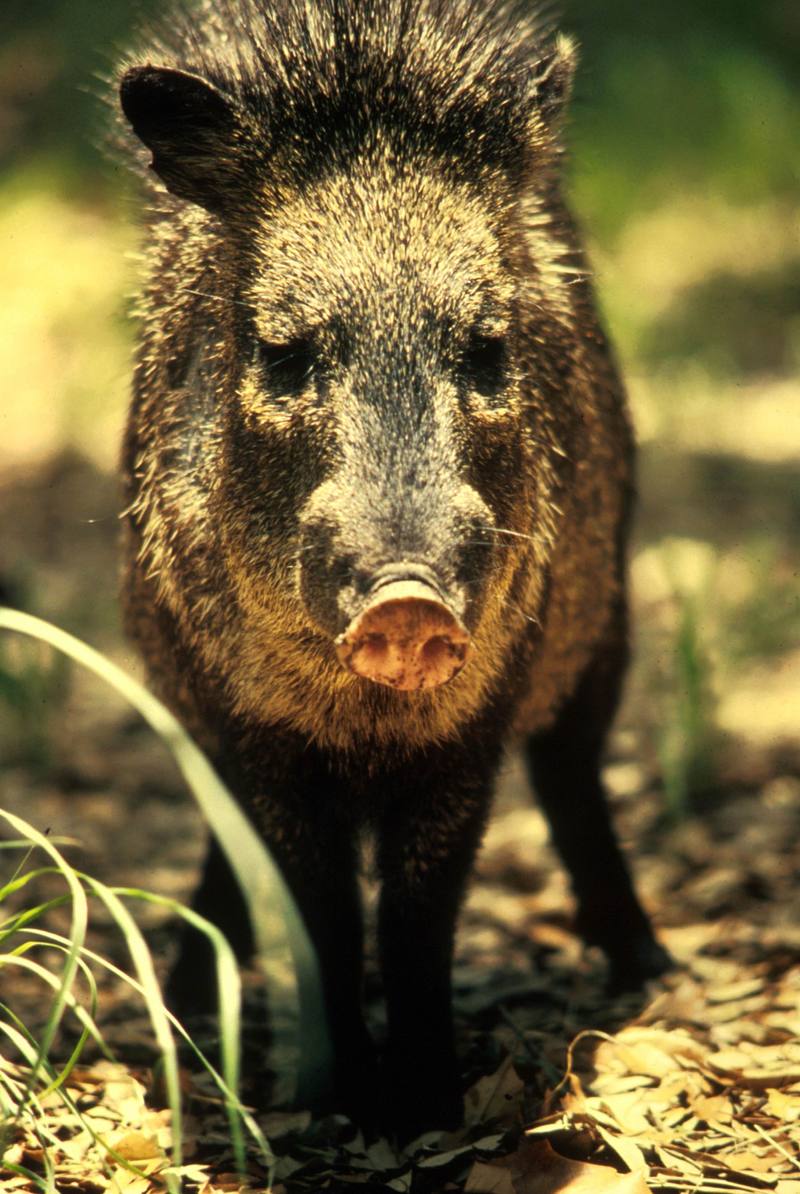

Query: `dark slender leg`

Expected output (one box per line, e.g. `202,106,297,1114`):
165,744,375,1120
377,751,496,1141
268,819,377,1122
525,618,671,989
165,833,254,1016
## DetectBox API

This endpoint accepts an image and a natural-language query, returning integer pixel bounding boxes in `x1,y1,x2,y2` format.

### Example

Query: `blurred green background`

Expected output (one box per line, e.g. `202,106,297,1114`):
1,0,799,809
3,0,798,220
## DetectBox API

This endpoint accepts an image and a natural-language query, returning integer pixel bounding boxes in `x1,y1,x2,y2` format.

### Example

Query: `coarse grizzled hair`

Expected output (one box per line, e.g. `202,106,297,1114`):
119,0,577,210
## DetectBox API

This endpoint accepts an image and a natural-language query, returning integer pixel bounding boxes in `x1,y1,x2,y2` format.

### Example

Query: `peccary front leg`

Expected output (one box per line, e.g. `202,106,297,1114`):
168,738,376,1120
263,821,378,1121
245,789,376,1122
376,749,496,1141
525,622,671,989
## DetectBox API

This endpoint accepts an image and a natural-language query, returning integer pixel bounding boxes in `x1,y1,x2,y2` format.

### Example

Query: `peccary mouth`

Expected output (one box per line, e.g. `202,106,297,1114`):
335,577,471,691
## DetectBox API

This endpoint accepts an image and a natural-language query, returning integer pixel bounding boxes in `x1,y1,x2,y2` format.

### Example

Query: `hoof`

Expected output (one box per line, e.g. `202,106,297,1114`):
607,936,675,994
380,1060,463,1146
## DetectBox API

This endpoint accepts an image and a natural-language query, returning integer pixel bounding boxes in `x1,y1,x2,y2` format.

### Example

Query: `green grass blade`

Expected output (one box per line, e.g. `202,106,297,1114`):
0,606,330,1103
0,810,88,1126
6,904,274,1168
79,877,185,1176
109,885,250,1172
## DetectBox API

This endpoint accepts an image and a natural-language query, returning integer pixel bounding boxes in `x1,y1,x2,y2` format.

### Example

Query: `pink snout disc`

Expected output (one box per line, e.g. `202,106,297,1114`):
335,580,471,691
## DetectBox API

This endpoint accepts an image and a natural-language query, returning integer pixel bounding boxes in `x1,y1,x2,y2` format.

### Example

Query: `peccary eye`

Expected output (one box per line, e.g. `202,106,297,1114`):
462,333,506,396
254,337,316,394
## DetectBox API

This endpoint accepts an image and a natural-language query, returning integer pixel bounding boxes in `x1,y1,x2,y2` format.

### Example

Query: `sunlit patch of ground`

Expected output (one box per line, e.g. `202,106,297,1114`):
633,376,800,465
0,180,131,475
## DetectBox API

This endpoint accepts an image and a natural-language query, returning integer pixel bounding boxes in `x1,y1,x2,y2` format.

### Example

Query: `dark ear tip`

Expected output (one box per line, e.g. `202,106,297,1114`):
119,65,163,126
118,64,235,143
117,64,239,212
119,64,161,97
120,64,153,87
118,64,235,130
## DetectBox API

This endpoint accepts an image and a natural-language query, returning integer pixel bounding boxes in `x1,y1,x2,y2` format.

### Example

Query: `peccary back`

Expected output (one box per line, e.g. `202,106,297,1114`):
119,0,668,1141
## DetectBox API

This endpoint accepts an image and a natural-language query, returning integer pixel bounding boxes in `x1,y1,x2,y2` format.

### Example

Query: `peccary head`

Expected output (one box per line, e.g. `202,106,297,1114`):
120,0,583,698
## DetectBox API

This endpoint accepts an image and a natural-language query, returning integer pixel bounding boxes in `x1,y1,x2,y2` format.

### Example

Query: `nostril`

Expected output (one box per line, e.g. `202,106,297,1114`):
420,635,451,670
359,632,389,669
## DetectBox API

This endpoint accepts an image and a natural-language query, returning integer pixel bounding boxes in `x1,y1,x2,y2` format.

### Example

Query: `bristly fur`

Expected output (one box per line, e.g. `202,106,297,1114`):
133,0,556,106
120,0,576,198
118,0,668,1141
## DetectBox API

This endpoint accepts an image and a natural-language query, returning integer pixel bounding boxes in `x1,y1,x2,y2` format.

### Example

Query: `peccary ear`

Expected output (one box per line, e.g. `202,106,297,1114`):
530,34,578,123
120,65,245,213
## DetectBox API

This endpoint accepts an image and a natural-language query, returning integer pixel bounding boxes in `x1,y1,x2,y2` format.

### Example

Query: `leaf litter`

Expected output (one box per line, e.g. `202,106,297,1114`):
3,756,799,1193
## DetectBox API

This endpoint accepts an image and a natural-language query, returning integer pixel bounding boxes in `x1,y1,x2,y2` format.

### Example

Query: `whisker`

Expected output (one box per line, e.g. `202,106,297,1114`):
498,597,539,625
505,599,540,627
460,539,523,557
263,353,296,370
476,525,537,544
174,285,252,310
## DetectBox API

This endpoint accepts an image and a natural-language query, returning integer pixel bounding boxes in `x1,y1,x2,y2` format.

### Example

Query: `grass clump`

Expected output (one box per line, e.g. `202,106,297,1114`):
0,637,70,770
0,814,273,1190
0,607,329,1188
658,591,719,822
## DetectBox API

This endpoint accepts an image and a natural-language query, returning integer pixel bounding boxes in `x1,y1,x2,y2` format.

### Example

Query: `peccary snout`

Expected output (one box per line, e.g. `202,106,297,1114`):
297,479,496,678
336,579,471,690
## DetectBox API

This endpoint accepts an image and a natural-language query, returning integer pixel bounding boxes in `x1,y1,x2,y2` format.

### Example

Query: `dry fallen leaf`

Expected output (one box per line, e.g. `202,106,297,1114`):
465,1163,516,1194
108,1131,164,1162
766,1088,800,1122
466,1139,651,1194
464,1057,525,1127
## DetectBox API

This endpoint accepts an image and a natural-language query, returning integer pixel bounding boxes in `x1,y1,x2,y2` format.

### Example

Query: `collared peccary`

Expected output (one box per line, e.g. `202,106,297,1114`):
119,0,670,1139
